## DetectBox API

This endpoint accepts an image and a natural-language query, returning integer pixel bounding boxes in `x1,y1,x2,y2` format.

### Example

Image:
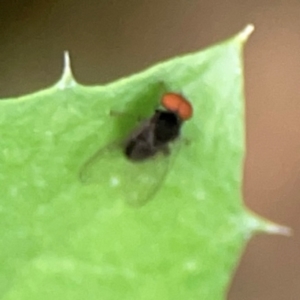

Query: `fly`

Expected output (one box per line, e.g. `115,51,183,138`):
80,91,193,207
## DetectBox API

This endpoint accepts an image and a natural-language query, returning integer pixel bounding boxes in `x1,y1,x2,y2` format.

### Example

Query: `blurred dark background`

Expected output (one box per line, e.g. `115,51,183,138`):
1,1,299,299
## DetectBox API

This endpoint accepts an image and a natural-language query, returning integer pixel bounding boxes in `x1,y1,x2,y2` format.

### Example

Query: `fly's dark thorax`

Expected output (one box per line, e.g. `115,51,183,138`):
153,111,181,146
124,110,181,162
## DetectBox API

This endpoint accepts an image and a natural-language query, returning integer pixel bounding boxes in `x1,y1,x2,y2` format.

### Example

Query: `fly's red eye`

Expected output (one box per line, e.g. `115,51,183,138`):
161,93,193,121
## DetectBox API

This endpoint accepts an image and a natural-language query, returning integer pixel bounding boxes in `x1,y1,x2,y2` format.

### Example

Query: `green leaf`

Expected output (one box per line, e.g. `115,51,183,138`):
0,25,288,300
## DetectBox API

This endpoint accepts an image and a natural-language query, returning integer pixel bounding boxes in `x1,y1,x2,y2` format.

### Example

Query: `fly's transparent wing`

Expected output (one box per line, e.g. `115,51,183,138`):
79,141,181,207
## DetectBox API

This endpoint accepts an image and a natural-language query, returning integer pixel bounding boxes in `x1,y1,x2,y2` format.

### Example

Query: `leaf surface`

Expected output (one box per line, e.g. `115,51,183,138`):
0,25,283,300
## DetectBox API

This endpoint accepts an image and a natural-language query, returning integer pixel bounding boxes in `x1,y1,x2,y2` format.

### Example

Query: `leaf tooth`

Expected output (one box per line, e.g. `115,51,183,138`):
244,210,292,237
57,51,77,90
235,24,255,44
259,221,292,236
